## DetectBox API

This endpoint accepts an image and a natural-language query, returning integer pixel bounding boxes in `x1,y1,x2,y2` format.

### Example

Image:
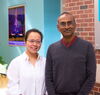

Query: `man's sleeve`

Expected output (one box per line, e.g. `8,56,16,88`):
77,43,96,95
45,46,56,95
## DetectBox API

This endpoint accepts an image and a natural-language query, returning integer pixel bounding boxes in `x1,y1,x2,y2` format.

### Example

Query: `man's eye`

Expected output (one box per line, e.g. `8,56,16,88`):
60,22,66,26
68,21,72,24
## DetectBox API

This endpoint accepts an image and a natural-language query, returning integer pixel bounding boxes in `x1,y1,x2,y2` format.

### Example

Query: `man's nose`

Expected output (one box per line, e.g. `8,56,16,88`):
65,24,70,28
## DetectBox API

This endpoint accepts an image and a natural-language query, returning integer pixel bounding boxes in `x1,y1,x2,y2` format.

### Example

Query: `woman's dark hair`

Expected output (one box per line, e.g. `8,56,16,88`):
25,28,43,42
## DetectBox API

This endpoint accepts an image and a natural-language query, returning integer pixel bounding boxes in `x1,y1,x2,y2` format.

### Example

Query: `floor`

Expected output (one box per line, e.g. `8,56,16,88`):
0,74,8,95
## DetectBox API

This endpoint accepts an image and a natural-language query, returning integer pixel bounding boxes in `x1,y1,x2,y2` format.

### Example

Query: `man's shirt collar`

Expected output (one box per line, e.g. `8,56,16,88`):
61,36,77,48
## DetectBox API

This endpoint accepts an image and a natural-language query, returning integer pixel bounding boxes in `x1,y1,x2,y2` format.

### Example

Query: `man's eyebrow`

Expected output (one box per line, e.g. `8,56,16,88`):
60,21,73,23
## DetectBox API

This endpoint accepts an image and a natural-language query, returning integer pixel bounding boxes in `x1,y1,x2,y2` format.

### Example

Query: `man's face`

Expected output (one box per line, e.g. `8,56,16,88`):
57,14,76,38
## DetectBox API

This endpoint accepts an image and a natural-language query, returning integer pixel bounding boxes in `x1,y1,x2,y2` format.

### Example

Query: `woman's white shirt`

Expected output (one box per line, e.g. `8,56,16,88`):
7,52,46,95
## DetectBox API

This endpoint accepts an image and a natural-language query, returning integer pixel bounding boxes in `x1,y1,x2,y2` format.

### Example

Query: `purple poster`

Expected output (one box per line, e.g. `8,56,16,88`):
8,6,25,46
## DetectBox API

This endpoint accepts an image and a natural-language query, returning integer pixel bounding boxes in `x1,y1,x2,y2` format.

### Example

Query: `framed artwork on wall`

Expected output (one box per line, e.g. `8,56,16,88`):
8,5,25,46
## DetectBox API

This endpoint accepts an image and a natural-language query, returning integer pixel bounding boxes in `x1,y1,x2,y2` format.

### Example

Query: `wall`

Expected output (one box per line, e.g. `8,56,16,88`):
44,0,61,55
0,0,19,64
94,0,100,49
0,0,44,64
61,0,100,94
0,0,60,64
94,0,100,84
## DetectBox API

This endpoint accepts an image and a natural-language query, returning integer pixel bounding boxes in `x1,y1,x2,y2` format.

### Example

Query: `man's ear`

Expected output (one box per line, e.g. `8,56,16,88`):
56,24,61,33
57,24,59,29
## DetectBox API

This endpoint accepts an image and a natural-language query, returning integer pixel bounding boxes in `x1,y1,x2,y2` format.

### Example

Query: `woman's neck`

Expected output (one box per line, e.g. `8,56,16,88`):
26,51,38,65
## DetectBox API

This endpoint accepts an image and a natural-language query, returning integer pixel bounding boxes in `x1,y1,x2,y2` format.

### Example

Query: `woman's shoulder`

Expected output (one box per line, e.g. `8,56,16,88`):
11,54,23,63
9,53,25,67
39,56,46,61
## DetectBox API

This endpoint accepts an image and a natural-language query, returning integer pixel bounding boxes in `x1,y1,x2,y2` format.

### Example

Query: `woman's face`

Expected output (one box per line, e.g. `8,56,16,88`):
25,32,42,54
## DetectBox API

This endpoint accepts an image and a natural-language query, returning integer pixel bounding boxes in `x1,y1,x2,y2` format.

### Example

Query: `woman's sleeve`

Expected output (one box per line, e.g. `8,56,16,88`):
7,60,21,95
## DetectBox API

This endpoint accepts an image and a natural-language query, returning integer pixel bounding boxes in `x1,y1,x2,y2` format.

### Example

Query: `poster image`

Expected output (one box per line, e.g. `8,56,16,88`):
8,5,25,46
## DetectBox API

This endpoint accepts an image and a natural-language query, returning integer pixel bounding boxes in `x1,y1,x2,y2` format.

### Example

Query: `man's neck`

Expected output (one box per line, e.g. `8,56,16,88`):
63,35,75,43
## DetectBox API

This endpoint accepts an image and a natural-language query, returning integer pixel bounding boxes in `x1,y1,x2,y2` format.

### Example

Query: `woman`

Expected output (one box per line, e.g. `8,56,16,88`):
7,29,46,95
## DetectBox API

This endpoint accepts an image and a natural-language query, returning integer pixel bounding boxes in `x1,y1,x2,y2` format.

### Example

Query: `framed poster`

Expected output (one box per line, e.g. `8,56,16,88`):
8,5,25,46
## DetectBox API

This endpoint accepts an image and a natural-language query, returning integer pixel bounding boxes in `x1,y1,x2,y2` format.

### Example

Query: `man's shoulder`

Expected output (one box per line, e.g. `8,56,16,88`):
48,41,61,50
77,37,92,46
47,40,61,54
48,40,61,50
50,40,61,47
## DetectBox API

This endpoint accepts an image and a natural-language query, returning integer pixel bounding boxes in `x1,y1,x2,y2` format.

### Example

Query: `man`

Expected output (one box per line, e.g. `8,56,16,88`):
45,12,96,95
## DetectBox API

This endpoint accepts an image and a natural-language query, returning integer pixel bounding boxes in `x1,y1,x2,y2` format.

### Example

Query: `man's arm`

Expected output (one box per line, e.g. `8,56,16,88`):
77,43,96,95
45,46,56,95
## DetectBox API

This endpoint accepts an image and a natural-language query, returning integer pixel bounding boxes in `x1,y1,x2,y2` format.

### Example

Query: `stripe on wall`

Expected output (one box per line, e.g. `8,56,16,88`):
98,0,100,21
